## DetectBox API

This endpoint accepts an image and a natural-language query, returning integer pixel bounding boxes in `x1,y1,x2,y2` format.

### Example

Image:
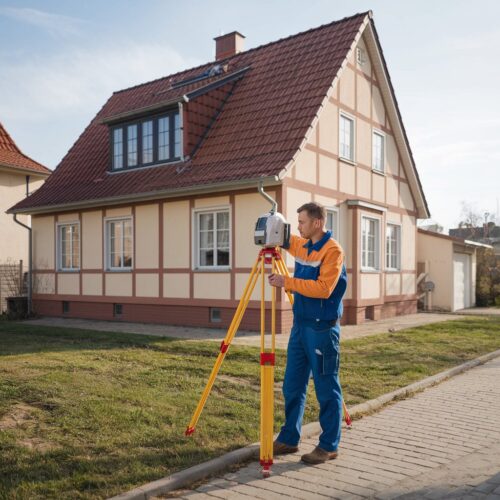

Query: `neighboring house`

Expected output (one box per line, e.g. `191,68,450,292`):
9,11,430,331
417,229,490,312
449,224,500,256
0,122,51,310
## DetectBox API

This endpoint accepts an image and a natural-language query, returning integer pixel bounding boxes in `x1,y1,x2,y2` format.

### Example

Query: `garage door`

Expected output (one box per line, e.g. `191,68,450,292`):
453,253,471,311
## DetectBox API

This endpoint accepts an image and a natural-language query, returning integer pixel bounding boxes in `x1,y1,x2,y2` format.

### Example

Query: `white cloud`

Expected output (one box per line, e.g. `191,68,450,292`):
0,42,200,122
0,6,86,38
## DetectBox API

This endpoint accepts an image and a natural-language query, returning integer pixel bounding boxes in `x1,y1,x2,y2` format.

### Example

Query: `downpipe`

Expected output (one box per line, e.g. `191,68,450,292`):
12,214,32,316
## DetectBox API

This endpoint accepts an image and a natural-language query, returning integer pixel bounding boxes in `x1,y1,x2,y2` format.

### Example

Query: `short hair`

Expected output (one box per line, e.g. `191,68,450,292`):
297,202,326,220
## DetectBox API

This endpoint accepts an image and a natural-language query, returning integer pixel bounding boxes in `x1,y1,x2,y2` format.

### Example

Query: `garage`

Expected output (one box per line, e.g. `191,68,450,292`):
453,252,471,310
417,229,491,312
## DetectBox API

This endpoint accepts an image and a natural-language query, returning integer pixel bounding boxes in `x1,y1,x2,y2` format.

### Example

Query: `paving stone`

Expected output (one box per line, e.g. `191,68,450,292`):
168,357,500,500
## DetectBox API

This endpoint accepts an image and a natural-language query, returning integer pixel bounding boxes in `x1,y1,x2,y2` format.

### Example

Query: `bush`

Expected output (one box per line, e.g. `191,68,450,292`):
476,248,500,306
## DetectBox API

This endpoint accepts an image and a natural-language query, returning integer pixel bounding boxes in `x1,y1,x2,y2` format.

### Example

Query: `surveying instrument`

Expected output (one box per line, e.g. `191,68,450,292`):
185,182,352,477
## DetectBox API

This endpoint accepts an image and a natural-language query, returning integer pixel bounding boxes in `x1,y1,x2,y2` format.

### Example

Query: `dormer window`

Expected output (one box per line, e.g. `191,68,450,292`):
111,109,181,171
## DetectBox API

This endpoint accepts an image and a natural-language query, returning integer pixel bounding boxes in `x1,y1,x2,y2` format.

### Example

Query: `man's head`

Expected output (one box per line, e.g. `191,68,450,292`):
297,202,326,241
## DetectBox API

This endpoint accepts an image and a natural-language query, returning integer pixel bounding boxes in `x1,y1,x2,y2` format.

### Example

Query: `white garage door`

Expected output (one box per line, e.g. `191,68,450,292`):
453,253,471,311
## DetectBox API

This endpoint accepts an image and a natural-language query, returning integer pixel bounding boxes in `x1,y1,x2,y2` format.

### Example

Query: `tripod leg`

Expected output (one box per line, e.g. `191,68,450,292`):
260,256,274,477
185,254,262,436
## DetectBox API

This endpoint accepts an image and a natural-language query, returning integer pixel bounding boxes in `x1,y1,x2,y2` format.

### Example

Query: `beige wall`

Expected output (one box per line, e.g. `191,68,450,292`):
136,204,159,268
0,171,45,265
136,273,159,297
235,191,275,268
33,273,55,294
33,215,55,270
417,232,453,310
57,273,79,295
164,200,190,268
163,273,189,298
360,272,380,299
82,274,102,296
82,211,103,269
194,273,230,299
105,273,132,297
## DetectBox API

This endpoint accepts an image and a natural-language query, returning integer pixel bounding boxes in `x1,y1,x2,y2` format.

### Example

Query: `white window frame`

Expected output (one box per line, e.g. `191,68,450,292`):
385,222,402,271
339,111,356,163
104,216,134,271
56,221,80,271
372,129,385,173
361,215,381,271
192,206,231,270
325,208,340,240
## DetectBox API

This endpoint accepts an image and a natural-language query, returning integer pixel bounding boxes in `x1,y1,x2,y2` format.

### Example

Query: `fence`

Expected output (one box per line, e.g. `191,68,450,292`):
0,260,24,312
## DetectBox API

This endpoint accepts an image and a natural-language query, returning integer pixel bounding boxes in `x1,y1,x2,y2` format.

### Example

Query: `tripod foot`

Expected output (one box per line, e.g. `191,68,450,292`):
185,426,195,436
260,459,272,478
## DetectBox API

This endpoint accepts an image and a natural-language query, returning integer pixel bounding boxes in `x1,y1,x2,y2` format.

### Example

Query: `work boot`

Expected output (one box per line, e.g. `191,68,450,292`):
301,446,338,464
273,440,299,455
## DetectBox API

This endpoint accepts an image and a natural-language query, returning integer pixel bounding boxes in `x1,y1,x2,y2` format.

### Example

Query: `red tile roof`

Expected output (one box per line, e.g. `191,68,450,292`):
11,12,369,213
0,122,51,176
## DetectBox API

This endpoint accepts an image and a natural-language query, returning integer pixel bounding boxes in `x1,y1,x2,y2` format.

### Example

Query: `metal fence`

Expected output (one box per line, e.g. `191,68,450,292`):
0,260,24,312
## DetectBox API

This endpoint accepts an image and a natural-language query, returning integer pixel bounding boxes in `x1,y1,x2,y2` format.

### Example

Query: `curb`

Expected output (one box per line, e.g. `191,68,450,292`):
109,348,500,500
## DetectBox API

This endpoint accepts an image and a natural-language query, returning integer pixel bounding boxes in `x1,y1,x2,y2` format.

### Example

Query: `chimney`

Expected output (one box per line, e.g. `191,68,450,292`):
214,31,245,61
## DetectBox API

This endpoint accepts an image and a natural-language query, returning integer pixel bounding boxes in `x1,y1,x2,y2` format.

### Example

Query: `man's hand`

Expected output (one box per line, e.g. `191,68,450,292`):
268,273,285,288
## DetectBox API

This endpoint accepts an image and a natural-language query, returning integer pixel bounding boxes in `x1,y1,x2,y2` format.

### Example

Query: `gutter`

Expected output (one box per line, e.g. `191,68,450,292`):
12,214,32,316
8,175,281,216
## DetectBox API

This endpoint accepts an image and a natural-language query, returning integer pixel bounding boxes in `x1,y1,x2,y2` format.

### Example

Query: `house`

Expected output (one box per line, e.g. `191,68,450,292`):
0,122,50,310
417,229,490,311
8,11,430,331
449,224,500,256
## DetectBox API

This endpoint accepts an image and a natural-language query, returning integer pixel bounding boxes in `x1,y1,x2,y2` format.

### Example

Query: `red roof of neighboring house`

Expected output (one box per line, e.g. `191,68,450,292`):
0,122,51,176
10,12,379,213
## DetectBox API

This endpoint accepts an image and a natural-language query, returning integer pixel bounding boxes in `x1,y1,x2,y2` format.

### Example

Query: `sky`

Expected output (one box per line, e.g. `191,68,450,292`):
1,0,499,230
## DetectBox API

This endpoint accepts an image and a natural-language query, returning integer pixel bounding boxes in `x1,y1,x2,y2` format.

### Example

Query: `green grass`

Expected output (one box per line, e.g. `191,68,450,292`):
0,316,499,499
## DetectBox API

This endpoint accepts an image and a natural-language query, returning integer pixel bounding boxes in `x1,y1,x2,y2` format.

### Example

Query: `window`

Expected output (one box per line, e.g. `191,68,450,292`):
62,301,70,314
113,304,123,317
113,129,123,169
372,130,385,173
57,222,80,270
325,209,339,239
111,109,180,171
361,216,380,270
195,209,230,268
386,224,401,270
210,308,221,323
142,120,153,164
339,113,355,162
106,218,133,270
127,124,138,167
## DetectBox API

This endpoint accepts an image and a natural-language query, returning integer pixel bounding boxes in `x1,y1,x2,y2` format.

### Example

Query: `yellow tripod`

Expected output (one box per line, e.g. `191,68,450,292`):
185,247,352,477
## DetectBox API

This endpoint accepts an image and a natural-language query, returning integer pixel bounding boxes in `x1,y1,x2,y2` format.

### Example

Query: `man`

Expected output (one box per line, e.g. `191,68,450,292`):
268,202,347,464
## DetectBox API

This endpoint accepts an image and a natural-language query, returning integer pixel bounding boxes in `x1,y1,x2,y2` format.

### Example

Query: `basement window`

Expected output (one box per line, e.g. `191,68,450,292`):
210,308,221,323
113,304,123,317
62,301,70,314
111,109,181,171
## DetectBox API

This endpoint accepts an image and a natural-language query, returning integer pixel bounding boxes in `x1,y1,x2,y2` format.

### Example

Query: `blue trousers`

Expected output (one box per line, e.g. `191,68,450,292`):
277,320,342,452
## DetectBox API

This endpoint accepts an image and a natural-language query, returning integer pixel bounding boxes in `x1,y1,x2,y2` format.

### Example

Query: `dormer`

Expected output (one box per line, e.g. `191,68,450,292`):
105,105,182,172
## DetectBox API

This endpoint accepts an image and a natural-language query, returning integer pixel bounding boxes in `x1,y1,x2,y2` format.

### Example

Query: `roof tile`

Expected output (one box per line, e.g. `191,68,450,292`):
11,12,368,211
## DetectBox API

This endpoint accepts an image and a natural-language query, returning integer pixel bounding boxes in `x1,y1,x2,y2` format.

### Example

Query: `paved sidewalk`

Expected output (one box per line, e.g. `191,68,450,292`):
161,357,500,499
26,312,460,349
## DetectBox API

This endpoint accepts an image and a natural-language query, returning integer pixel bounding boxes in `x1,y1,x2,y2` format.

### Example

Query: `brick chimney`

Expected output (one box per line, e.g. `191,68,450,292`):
214,31,245,61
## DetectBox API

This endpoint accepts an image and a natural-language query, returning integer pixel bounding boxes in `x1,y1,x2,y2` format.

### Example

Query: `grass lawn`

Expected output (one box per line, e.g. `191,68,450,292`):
0,316,499,499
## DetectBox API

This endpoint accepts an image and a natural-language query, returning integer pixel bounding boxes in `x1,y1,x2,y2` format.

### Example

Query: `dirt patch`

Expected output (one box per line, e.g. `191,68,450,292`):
17,437,59,452
0,403,38,430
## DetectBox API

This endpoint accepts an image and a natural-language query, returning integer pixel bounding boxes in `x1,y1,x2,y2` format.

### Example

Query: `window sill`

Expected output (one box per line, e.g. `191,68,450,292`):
57,269,80,273
385,268,401,273
108,158,182,174
339,157,356,167
372,168,385,176
361,268,381,274
193,267,231,273
106,269,133,273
